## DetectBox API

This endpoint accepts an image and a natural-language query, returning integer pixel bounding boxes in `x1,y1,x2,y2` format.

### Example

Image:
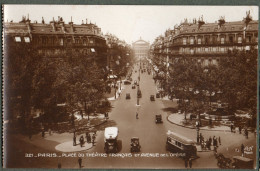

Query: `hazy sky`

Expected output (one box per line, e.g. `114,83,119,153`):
4,5,259,44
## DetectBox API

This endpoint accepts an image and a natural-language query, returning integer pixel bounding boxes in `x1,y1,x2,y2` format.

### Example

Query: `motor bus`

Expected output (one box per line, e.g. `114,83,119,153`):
166,130,197,159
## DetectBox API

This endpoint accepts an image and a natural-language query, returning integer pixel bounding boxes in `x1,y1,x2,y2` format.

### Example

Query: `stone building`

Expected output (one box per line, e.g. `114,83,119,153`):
3,16,107,67
151,11,258,67
132,38,150,60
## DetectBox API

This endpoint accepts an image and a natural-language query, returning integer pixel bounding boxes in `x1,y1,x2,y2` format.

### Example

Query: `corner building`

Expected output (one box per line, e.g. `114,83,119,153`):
152,12,258,66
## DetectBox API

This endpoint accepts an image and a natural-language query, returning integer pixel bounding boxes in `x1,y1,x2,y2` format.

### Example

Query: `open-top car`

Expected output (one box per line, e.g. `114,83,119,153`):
130,137,141,152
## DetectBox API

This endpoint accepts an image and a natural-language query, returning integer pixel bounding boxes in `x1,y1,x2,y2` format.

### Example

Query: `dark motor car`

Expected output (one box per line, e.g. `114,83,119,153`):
155,114,163,123
130,137,141,152
126,93,131,99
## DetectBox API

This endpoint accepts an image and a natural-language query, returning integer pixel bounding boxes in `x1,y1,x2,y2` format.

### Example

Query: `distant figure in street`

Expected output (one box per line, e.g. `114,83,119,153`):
230,124,233,132
28,131,32,140
218,136,221,145
87,133,91,143
79,136,84,147
42,129,45,138
209,137,212,146
188,158,192,168
239,126,242,134
241,144,245,157
245,128,248,139
80,110,83,119
48,128,52,136
136,112,139,119
92,133,96,146
73,135,77,146
184,158,188,168
78,157,82,168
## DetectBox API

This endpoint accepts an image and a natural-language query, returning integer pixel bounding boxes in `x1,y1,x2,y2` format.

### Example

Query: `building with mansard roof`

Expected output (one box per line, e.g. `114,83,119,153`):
4,16,107,67
151,12,258,67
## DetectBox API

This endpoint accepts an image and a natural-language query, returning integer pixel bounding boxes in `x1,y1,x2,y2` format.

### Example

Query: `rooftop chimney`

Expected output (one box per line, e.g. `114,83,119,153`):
244,10,252,28
218,16,225,29
198,15,205,29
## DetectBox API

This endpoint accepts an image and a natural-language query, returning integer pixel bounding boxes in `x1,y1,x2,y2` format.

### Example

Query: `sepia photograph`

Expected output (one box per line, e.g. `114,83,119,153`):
2,4,259,169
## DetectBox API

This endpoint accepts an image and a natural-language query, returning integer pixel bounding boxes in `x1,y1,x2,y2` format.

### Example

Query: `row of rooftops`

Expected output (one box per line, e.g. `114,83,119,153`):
152,11,258,46
4,16,103,37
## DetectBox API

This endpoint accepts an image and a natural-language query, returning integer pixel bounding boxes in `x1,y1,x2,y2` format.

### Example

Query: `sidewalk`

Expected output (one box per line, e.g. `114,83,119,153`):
167,113,230,132
107,86,125,101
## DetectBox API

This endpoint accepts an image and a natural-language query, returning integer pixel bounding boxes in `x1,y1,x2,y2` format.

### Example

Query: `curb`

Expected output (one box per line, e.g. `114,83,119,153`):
167,115,231,132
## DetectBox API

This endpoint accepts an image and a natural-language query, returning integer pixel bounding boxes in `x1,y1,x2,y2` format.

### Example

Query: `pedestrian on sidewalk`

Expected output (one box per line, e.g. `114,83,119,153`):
209,137,212,146
136,112,139,119
48,128,52,136
79,136,84,147
41,129,45,138
73,135,77,146
78,157,82,168
239,126,242,134
218,136,221,145
188,158,192,168
184,158,188,168
241,144,244,157
58,162,61,168
92,133,96,146
245,128,248,139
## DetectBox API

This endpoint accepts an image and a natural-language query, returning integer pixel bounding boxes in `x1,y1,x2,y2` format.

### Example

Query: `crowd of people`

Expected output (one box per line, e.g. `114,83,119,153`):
73,131,96,147
199,133,221,151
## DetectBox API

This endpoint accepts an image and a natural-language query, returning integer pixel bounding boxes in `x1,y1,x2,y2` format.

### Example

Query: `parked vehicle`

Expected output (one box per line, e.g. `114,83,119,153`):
126,93,131,99
232,156,254,169
155,114,163,123
150,95,155,101
124,80,131,85
130,137,141,152
166,130,197,159
104,127,119,153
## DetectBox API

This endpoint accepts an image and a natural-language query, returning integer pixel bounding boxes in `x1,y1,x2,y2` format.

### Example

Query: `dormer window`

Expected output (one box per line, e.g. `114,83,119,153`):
24,37,30,43
15,36,21,42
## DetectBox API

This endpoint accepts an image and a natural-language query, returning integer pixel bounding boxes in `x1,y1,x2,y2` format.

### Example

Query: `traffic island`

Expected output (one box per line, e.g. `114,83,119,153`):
167,113,231,132
55,141,93,152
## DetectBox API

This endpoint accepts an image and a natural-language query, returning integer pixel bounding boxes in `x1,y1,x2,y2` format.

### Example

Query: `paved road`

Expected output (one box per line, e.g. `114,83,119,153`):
5,63,256,169
82,64,219,169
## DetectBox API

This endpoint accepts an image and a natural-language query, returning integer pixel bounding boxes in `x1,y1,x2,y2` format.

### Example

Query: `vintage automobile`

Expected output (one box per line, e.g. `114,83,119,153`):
126,93,131,99
132,84,136,89
166,130,197,159
232,156,254,169
137,90,142,98
155,114,163,123
130,137,141,152
104,127,119,153
124,80,131,85
150,95,155,101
